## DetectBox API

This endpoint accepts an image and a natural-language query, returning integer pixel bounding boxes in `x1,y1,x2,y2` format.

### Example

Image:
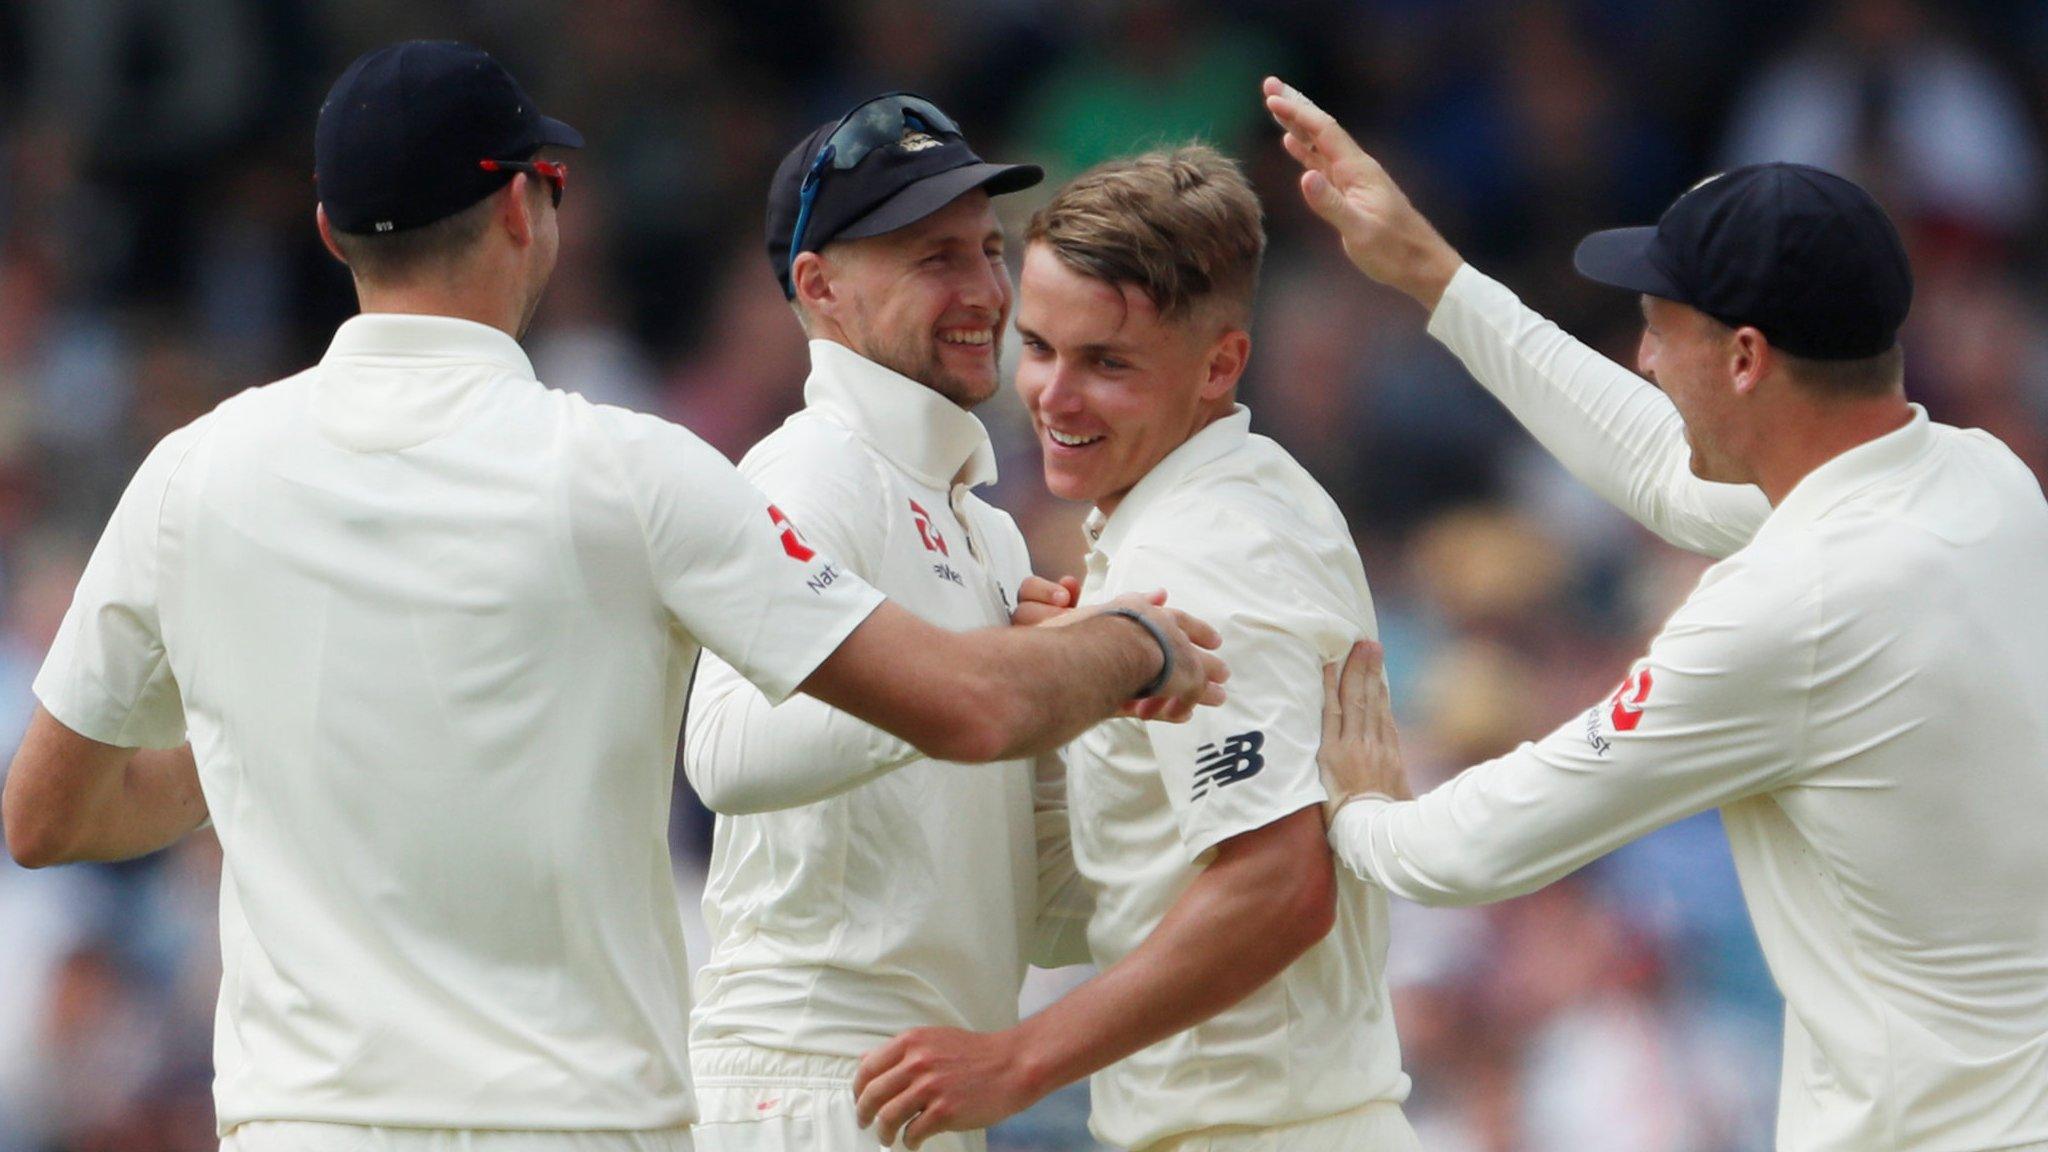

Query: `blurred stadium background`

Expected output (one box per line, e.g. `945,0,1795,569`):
3,0,2046,1149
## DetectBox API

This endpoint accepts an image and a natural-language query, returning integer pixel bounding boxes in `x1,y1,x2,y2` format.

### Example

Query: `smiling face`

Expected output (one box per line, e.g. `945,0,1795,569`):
799,190,1010,408
1014,242,1248,515
1635,294,1755,484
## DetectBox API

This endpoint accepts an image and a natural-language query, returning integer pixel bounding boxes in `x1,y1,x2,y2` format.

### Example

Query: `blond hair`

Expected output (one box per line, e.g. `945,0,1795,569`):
1026,144,1265,327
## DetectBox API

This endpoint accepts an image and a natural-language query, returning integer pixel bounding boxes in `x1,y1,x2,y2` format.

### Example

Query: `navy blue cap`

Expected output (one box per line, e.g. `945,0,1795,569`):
316,41,584,236
767,94,1041,298
1574,163,1913,361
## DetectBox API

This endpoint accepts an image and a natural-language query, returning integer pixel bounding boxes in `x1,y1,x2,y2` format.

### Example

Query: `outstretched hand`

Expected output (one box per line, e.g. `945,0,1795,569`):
1262,77,1464,309
1318,640,1413,821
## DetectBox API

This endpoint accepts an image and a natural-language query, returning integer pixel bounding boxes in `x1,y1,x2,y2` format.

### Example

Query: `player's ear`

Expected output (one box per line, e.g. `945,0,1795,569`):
315,204,348,266
1730,325,1771,398
500,174,536,249
791,251,836,316
1201,327,1252,401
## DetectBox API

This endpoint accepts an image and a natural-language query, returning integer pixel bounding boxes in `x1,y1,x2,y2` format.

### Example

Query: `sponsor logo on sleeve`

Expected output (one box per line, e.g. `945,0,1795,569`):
1585,666,1654,756
1609,668,1653,732
768,505,815,562
1192,731,1266,799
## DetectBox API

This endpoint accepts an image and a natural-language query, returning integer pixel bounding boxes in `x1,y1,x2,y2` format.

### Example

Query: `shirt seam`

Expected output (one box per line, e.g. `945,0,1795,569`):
129,416,218,742
1796,536,1903,1134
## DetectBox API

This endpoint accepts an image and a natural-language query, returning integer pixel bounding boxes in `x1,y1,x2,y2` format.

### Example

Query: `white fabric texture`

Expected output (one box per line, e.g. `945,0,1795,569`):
1066,406,1408,1150
220,1122,694,1152
1140,1099,1421,1152
686,341,1091,1071
1336,267,2048,1152
35,313,885,1133
691,1045,982,1152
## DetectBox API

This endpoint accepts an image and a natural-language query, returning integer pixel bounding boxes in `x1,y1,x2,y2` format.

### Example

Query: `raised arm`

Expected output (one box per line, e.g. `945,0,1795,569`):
1264,77,1770,557
1320,560,1814,906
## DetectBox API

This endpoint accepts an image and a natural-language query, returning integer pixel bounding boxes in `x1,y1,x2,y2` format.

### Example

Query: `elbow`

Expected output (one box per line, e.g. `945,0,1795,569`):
4,809,69,870
1280,855,1339,951
1258,848,1338,956
685,772,762,817
681,740,772,817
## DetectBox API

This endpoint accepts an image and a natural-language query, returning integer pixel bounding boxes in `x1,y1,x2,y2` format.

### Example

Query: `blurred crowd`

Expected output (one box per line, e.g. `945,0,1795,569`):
3,1,2046,1149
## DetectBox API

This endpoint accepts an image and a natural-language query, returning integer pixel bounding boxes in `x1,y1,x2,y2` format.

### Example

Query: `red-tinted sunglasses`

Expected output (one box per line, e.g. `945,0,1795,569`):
479,159,568,208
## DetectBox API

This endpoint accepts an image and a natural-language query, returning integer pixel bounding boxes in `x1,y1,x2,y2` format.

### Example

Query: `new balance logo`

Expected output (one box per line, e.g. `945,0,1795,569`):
1192,731,1265,799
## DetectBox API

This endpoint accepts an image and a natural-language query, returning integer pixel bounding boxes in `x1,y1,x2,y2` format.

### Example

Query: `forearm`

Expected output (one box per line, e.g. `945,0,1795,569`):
802,601,1178,764
1427,265,1769,558
686,657,920,814
88,746,206,860
981,615,1160,760
1007,814,1329,1094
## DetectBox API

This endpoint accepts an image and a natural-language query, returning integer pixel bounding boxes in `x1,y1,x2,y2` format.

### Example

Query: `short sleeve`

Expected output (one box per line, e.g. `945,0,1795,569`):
605,411,884,704
34,427,204,749
1113,540,1351,862
737,426,885,582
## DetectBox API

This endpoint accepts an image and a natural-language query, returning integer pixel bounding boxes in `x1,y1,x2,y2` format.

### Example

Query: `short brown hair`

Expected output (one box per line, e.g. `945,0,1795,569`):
1027,144,1265,326
1698,313,1906,397
331,183,526,283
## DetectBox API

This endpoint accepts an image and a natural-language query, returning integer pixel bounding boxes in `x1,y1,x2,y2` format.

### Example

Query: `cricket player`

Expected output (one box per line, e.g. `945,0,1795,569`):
1268,78,2048,1152
0,43,1230,1152
682,94,1094,1152
853,146,1418,1152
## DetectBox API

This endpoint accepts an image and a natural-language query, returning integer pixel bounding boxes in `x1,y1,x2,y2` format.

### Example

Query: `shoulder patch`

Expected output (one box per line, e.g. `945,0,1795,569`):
1192,731,1266,799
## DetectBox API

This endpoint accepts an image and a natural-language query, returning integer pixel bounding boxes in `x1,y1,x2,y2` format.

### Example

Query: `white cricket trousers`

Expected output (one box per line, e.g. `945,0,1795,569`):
1140,1100,1422,1152
690,1045,984,1152
221,1122,694,1152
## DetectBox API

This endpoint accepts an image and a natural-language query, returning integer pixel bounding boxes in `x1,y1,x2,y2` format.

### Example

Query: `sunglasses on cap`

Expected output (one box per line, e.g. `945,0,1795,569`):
788,94,960,259
479,158,569,208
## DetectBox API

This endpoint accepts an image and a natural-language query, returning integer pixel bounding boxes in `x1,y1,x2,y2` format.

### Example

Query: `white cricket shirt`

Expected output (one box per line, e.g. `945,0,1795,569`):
685,340,1089,1065
1068,406,1409,1151
1332,266,2048,1152
32,314,885,1133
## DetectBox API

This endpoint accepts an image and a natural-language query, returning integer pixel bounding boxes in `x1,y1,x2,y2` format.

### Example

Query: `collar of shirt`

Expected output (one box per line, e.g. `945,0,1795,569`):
322,313,539,379
1084,404,1252,558
1767,404,1934,532
803,340,998,491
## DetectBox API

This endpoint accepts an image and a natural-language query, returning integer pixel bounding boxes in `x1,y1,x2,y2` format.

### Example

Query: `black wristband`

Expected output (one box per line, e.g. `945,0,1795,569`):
1104,607,1175,699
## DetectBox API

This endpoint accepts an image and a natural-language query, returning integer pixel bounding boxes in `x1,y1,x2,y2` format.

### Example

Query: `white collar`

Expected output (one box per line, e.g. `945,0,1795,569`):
322,313,538,379
1084,405,1253,556
1768,405,1934,531
803,340,999,490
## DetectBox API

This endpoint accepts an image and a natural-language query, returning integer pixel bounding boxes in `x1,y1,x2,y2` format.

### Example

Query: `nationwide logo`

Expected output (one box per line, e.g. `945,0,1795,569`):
1608,667,1654,732
768,505,814,562
909,499,949,556
1192,731,1265,799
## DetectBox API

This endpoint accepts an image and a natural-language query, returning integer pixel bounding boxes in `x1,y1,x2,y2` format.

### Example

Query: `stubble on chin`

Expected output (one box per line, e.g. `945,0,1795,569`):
873,331,1001,409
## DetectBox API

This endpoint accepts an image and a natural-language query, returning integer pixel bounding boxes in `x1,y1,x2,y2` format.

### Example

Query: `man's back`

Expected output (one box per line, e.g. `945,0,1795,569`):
1723,420,2048,1149
34,314,886,1131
